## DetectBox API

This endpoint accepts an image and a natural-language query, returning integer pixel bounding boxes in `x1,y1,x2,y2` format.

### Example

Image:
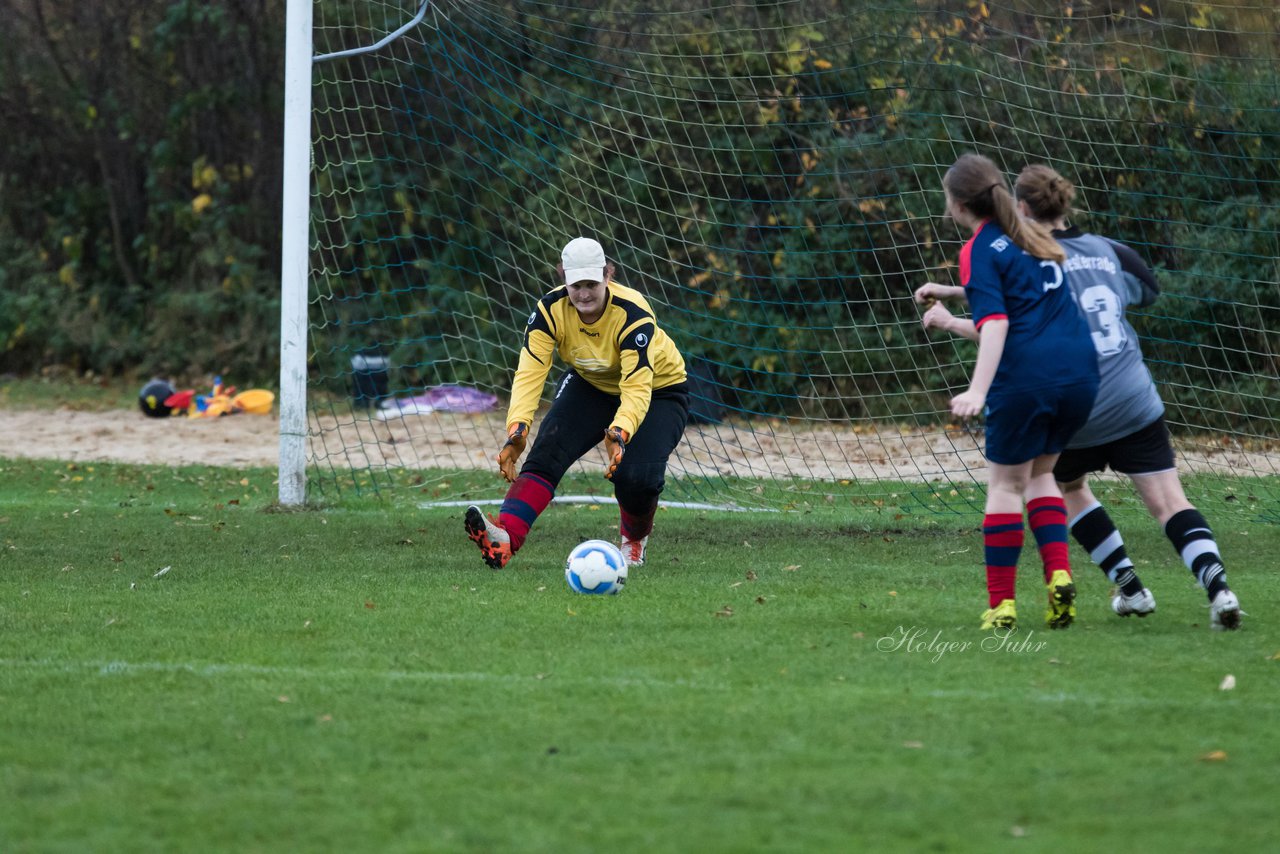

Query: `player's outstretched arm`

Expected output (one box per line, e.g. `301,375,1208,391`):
1106,238,1160,307
914,282,967,305
921,303,979,342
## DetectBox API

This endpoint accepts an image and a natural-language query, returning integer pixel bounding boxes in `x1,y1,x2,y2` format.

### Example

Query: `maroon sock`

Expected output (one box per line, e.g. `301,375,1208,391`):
619,504,656,541
498,473,554,552
983,512,1023,608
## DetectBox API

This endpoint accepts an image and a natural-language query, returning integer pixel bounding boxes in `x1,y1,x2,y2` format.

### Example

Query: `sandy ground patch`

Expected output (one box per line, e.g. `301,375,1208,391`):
2,407,1275,490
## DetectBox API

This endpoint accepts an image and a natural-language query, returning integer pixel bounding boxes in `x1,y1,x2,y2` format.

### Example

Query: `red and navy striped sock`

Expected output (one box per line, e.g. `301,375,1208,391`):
619,503,657,542
498,473,555,552
983,513,1023,608
1028,496,1070,584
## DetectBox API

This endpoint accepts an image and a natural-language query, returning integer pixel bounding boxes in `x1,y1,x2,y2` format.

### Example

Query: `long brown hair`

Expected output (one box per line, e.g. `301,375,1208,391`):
1015,164,1077,224
944,153,1064,262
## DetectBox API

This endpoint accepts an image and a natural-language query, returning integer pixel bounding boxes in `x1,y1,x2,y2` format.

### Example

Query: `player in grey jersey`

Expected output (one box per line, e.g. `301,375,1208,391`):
1016,164,1242,630
918,166,1244,630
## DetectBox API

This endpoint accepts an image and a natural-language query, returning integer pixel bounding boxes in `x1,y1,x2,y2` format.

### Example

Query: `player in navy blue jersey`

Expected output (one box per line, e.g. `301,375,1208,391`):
915,153,1099,632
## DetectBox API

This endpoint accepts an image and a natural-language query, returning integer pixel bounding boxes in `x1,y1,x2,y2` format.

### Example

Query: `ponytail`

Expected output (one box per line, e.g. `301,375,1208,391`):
945,154,1064,263
992,184,1065,263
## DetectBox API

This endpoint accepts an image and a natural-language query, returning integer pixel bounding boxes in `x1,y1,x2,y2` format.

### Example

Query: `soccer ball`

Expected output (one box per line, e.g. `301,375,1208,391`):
565,539,628,595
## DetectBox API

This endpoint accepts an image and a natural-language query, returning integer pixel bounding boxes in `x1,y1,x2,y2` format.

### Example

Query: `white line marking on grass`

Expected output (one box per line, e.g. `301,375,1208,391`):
420,496,776,512
0,658,729,692
0,658,1260,711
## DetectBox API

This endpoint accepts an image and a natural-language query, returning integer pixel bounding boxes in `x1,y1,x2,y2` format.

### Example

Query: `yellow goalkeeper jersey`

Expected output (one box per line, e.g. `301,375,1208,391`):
506,282,687,437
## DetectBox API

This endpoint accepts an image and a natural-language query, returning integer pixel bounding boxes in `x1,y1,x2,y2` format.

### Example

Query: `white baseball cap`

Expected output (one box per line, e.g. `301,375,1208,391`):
561,237,606,284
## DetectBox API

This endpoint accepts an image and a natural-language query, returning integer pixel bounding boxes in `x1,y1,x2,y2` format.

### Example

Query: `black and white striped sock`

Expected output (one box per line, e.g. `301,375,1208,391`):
1164,508,1229,600
1070,501,1145,596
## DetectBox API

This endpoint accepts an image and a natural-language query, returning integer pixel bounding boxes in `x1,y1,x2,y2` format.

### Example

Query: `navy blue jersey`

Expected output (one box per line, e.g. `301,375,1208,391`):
961,220,1098,394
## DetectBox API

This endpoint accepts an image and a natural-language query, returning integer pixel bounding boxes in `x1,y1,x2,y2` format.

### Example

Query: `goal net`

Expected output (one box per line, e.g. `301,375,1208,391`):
294,0,1279,515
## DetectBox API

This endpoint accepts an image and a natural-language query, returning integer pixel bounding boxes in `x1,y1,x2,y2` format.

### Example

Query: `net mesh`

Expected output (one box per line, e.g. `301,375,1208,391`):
305,0,1279,515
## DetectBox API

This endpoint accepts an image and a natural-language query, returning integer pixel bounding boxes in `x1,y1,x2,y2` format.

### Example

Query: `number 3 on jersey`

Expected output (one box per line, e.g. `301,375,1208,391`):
1078,284,1127,356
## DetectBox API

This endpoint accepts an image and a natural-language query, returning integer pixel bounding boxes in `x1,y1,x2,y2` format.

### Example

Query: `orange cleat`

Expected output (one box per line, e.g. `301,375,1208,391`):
464,505,513,569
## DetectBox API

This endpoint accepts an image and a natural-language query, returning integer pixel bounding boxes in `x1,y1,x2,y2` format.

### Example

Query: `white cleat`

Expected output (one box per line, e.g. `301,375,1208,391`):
1112,588,1157,618
1209,589,1243,631
620,535,648,568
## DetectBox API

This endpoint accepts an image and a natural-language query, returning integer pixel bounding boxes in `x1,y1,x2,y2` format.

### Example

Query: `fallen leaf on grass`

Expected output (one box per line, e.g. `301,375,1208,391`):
783,564,800,572
746,570,758,581
903,741,924,749
714,605,734,618
364,601,376,609
1199,750,1228,762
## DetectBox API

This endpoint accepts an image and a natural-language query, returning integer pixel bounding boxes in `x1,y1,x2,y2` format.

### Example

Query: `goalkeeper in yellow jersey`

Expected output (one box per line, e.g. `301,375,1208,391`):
464,237,690,570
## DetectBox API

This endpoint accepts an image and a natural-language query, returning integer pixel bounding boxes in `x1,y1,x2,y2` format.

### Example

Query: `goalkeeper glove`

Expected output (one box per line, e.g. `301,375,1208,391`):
496,423,528,483
603,426,628,480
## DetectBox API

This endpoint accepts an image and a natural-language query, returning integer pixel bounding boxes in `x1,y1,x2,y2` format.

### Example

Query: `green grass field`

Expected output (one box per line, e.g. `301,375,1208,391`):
2,457,1277,852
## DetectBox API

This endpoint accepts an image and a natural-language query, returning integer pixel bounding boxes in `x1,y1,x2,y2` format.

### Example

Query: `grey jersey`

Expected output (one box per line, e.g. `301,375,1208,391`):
1056,230,1165,448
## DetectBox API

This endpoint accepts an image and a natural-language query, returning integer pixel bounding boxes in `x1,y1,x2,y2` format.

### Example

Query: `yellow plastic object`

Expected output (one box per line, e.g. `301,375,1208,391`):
199,396,234,418
231,389,274,415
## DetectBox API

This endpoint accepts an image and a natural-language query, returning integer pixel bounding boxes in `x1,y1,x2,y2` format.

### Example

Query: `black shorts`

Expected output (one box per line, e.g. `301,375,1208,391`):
522,370,690,509
1053,415,1177,483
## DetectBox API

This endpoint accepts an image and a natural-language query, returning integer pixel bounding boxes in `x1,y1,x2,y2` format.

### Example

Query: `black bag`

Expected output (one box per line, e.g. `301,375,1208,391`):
686,357,725,425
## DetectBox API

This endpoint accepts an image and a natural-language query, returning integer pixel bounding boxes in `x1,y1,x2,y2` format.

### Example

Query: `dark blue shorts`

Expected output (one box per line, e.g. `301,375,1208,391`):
984,380,1099,466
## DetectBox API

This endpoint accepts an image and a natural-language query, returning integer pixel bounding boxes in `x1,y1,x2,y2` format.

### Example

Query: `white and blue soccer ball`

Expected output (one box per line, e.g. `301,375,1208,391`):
565,539,628,595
